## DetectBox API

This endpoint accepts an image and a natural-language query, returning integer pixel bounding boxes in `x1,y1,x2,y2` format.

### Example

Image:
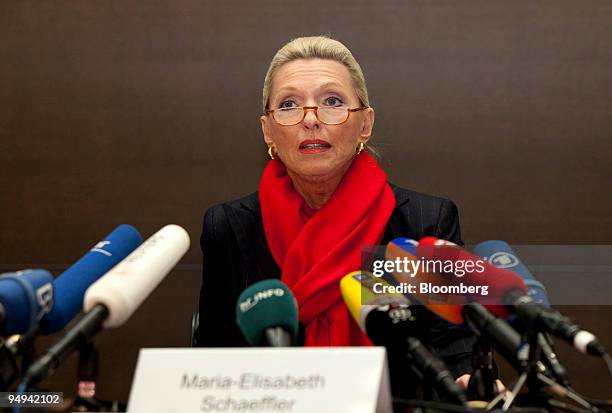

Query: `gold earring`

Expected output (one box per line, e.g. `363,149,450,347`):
356,142,365,155
267,146,275,160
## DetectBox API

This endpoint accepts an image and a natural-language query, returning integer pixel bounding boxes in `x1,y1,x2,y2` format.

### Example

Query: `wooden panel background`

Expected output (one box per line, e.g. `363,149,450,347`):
1,0,611,402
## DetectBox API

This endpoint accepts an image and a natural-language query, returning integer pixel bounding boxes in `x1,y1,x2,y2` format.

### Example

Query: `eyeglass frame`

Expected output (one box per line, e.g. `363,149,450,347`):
264,105,369,126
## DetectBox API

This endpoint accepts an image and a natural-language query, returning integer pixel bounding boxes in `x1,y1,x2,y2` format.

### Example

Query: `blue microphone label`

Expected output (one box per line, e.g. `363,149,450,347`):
91,240,113,256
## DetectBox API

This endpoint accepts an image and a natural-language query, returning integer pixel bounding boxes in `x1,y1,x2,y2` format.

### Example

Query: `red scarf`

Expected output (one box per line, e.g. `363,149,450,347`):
259,153,396,346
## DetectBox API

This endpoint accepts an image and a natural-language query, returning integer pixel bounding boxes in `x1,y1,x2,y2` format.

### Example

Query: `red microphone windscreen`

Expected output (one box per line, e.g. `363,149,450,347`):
417,236,528,318
385,241,466,324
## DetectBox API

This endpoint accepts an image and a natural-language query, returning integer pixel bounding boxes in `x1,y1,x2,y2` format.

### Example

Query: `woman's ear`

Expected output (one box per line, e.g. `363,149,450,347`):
360,107,375,139
261,115,274,147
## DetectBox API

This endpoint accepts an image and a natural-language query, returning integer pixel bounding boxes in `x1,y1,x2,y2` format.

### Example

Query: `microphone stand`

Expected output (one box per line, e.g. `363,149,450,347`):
467,337,497,401
0,327,40,391
0,337,19,391
486,326,598,412
17,326,40,373
70,341,125,412
489,325,558,410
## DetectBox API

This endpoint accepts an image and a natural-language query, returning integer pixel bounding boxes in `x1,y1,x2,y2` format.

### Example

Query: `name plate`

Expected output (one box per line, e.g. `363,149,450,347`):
127,347,391,413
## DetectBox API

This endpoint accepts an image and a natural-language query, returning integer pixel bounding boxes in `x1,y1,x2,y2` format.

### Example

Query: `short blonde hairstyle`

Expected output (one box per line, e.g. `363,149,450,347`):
262,36,370,112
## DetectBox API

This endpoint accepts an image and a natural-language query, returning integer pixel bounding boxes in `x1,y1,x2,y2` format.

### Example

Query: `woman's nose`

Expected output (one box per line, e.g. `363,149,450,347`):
302,108,320,129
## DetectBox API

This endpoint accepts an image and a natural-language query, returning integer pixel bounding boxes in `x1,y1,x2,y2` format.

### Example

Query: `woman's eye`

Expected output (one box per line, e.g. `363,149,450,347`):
279,100,297,109
324,96,344,107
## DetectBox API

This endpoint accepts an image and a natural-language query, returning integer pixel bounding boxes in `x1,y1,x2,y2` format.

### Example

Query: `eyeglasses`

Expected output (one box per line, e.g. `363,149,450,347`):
265,106,368,126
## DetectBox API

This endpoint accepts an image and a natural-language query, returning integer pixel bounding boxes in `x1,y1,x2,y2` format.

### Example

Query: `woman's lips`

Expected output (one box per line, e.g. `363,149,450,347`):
299,139,331,154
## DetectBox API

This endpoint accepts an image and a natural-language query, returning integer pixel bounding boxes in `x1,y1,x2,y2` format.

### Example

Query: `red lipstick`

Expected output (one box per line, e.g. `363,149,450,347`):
299,139,331,154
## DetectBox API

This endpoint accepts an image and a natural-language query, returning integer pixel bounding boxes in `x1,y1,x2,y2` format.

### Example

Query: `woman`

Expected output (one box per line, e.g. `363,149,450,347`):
198,36,474,381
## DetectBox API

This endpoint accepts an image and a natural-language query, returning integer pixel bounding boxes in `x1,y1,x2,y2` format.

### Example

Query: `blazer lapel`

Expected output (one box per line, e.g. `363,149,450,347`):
225,193,281,284
383,183,411,243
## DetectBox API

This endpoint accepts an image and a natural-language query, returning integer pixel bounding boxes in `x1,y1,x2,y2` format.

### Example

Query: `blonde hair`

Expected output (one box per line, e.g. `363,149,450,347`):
262,36,370,112
262,36,376,154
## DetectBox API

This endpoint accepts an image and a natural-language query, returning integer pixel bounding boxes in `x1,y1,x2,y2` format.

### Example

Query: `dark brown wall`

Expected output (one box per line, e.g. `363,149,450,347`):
1,0,611,403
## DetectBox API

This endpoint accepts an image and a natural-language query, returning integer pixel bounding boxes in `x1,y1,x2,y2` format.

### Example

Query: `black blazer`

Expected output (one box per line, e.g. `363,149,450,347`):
198,184,476,378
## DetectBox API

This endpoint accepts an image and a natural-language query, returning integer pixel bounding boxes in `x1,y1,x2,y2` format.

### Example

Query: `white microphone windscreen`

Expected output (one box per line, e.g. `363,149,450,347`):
84,224,190,327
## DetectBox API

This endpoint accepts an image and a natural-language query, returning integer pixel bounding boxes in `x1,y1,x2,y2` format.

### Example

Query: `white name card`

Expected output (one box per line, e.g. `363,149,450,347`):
127,347,391,413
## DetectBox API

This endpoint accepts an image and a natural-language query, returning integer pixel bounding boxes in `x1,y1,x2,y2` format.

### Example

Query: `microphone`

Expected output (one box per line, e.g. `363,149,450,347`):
385,239,527,371
473,240,568,384
83,224,190,327
473,240,549,306
0,270,52,390
418,236,527,319
341,270,411,326
0,269,54,336
235,279,298,347
22,224,190,386
420,237,608,358
387,239,597,405
384,237,470,325
340,272,468,406
461,303,524,371
40,224,143,334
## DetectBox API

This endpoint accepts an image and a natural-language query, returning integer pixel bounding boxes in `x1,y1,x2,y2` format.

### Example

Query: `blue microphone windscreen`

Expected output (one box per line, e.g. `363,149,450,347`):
390,237,418,256
0,269,54,335
40,224,142,334
473,240,550,307
235,279,298,346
